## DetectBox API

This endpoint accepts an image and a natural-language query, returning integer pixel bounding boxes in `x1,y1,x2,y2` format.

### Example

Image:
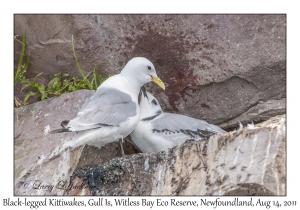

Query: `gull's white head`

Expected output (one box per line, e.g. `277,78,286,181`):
120,57,165,90
139,91,163,120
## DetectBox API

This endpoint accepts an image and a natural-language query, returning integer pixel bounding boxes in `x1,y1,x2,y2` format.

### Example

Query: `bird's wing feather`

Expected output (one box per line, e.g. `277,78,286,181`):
67,88,136,131
151,113,226,141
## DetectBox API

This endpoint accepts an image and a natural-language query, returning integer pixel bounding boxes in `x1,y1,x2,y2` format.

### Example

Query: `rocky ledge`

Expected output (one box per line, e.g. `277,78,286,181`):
14,90,285,195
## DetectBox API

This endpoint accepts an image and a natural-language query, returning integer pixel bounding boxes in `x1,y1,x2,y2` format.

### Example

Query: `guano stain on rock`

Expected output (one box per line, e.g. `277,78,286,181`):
123,25,196,112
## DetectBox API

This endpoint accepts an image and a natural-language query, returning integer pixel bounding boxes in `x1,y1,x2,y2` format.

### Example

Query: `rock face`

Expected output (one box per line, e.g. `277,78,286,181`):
14,14,286,196
14,14,286,130
14,90,286,195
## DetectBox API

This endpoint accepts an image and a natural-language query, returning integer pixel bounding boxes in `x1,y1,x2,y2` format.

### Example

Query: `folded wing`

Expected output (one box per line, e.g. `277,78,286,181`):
52,88,136,133
151,113,226,142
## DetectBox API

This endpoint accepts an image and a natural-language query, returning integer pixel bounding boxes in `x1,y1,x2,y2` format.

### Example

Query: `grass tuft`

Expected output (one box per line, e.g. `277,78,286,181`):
14,31,110,106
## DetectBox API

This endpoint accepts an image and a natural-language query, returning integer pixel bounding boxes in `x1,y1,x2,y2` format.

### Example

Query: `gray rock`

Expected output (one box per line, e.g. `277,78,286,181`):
14,14,286,126
14,108,286,195
219,98,286,129
13,14,286,195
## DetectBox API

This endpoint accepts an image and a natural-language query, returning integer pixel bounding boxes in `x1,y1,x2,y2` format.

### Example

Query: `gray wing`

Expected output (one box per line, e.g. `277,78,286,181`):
151,113,226,141
66,88,136,132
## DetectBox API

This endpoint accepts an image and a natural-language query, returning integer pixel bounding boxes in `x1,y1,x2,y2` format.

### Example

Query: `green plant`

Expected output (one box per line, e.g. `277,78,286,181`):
18,34,109,104
71,35,109,90
14,29,30,86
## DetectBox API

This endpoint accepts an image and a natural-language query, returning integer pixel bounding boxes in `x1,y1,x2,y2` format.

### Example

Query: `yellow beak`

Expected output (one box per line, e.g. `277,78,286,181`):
150,75,165,90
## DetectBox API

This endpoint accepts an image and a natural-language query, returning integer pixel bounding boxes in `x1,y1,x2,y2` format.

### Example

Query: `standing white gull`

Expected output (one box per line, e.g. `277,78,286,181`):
50,57,165,156
130,91,226,153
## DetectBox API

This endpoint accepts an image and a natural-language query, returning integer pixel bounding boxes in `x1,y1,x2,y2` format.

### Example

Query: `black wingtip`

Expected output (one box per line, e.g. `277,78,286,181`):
61,120,70,128
50,128,71,134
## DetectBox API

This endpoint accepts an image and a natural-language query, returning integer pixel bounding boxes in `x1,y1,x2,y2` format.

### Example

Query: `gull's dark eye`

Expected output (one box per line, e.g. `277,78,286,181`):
147,66,152,70
152,99,157,105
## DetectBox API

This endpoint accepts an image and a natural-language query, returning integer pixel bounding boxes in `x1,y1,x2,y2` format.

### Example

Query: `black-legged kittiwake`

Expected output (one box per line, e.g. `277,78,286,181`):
50,57,165,156
130,91,226,153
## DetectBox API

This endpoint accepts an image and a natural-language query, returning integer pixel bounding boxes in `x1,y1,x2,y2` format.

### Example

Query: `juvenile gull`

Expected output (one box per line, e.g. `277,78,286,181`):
50,57,165,156
130,91,226,153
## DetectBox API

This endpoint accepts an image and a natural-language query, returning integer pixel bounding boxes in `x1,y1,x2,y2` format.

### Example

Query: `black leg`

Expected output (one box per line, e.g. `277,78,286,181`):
119,138,125,157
